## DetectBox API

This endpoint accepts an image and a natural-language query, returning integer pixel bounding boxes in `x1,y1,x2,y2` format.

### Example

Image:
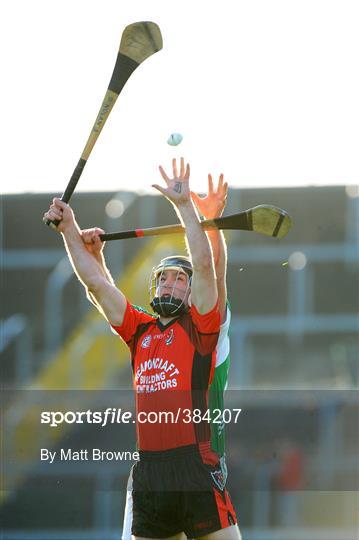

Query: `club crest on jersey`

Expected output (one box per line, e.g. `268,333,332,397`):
211,469,225,491
165,329,174,346
141,335,152,349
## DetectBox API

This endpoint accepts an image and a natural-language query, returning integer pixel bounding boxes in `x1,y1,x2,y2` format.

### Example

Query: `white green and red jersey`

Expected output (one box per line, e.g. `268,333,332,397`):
209,304,231,458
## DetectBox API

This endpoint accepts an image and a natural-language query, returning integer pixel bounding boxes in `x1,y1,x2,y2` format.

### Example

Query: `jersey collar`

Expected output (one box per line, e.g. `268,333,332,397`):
156,316,180,331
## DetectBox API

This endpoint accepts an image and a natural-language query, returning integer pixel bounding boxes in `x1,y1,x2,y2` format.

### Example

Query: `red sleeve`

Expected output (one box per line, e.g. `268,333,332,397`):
111,301,155,345
184,301,220,356
189,301,221,334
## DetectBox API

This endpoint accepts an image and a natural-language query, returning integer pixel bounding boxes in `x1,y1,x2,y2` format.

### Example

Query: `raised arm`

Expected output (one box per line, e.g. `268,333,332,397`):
80,227,116,311
191,174,228,322
152,158,217,314
43,199,127,326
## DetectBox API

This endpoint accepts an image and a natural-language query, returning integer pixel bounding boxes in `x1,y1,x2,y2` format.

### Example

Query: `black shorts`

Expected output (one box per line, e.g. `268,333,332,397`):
132,444,237,539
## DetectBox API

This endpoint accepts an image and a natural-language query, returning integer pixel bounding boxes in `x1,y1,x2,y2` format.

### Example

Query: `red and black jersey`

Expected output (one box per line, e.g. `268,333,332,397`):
112,301,220,451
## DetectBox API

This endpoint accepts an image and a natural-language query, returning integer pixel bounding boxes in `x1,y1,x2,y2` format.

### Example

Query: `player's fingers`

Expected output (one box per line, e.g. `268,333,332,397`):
45,209,62,221
93,228,105,243
152,184,167,196
172,158,178,178
208,174,214,194
159,166,170,183
179,157,185,178
49,204,63,218
185,163,190,180
83,227,104,236
190,191,203,204
52,198,67,210
81,229,94,243
218,173,224,190
223,181,228,196
93,234,104,247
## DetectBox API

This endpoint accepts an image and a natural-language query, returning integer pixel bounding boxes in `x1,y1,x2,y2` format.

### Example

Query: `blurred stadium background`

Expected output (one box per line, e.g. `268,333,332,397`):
1,185,358,540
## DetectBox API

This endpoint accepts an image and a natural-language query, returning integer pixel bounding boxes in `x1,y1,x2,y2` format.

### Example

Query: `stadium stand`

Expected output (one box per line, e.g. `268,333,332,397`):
1,186,358,539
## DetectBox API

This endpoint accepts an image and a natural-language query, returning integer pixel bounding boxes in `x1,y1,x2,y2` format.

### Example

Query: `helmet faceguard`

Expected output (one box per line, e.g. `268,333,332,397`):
149,256,192,317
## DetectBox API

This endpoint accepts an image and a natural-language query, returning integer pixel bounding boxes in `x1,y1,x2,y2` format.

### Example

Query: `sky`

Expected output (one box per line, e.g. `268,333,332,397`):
2,0,359,195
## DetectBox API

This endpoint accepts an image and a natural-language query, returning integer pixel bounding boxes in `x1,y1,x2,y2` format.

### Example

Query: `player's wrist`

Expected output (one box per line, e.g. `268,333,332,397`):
203,213,217,220
174,198,192,209
176,199,197,215
61,221,81,239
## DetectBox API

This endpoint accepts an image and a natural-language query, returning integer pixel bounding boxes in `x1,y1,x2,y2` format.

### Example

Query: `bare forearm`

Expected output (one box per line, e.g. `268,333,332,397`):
177,201,218,312
176,201,213,269
207,229,227,320
62,225,105,289
86,251,115,310
93,251,115,285
207,229,227,280
63,226,126,325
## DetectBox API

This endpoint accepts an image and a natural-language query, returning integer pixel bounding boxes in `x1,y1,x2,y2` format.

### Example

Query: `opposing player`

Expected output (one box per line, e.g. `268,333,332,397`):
44,158,241,539
120,173,238,540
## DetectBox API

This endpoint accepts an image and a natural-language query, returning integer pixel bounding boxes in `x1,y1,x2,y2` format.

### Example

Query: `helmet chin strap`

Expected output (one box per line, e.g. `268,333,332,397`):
150,295,188,317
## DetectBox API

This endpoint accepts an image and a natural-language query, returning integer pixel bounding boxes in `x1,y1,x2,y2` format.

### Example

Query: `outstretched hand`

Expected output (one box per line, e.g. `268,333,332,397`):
191,174,228,220
152,157,191,206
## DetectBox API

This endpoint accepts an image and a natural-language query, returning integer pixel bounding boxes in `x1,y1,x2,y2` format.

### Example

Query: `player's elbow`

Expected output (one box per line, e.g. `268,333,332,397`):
86,275,108,295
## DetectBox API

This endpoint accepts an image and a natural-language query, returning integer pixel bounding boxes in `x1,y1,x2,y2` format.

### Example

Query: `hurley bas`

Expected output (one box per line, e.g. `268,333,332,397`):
40,448,139,463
